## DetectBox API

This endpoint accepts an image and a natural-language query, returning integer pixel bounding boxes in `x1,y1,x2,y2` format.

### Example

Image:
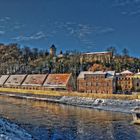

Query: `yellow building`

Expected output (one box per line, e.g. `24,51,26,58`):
133,72,140,92
116,70,134,93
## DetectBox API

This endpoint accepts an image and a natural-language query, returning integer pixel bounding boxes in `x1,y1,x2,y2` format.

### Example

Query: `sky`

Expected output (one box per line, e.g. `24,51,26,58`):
0,0,140,56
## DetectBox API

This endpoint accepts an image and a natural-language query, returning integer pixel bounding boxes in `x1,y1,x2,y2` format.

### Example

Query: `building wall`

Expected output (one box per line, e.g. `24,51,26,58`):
77,74,115,94
66,75,76,91
77,78,86,92
116,75,133,92
133,77,140,92
80,52,113,64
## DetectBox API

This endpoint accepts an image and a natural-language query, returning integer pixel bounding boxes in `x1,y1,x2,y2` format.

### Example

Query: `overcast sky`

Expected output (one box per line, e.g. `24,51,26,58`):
0,0,140,56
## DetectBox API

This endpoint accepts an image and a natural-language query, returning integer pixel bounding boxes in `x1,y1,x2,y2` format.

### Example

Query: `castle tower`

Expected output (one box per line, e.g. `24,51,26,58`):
50,44,56,56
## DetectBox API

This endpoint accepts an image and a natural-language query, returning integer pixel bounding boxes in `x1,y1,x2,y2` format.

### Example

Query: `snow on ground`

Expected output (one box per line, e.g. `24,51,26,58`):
0,118,33,140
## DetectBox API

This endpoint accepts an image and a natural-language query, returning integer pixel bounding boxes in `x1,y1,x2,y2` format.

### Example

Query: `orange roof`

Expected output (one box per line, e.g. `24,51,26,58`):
22,74,48,86
43,74,71,87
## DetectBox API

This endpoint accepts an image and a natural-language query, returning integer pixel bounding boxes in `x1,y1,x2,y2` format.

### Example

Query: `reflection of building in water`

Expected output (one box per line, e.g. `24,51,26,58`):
80,51,113,64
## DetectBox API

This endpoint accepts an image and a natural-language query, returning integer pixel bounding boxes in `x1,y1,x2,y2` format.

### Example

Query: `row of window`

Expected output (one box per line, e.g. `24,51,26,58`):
86,82,111,86
86,90,112,94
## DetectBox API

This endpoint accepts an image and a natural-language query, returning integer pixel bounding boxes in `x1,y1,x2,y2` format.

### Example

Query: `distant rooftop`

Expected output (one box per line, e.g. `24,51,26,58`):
82,51,111,55
77,71,94,79
121,70,133,75
78,71,115,79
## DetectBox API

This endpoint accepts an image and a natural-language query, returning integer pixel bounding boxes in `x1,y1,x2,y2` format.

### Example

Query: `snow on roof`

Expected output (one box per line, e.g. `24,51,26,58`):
116,73,120,76
107,71,115,76
5,75,27,86
135,72,140,75
121,70,133,75
22,74,48,86
77,71,94,79
94,71,108,75
133,72,140,78
78,71,115,79
83,51,111,55
0,75,9,85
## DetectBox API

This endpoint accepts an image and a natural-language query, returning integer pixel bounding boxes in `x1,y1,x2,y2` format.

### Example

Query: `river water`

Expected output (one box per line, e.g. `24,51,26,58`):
0,95,140,140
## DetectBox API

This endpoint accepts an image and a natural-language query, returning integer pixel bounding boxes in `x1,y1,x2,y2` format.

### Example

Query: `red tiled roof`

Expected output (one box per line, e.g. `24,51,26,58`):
0,75,9,85
22,74,48,86
43,74,71,87
5,75,27,86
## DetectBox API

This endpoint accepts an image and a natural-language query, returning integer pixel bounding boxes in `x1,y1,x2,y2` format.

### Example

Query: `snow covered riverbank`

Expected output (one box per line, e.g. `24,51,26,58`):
0,92,140,114
0,118,33,140
60,96,140,113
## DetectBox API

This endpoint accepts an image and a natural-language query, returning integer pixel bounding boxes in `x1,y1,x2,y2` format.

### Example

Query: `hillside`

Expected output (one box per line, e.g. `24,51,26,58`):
0,43,140,75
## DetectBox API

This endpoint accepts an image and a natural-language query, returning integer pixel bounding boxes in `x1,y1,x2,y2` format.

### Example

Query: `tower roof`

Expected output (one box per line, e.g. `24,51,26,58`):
50,44,56,49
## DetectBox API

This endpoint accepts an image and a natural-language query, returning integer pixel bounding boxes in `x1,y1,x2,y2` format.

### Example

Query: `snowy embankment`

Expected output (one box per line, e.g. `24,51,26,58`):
59,96,140,113
1,92,140,114
0,118,33,140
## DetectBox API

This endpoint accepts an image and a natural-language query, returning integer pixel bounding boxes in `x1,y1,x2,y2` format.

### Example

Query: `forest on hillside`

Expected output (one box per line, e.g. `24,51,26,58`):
0,43,140,76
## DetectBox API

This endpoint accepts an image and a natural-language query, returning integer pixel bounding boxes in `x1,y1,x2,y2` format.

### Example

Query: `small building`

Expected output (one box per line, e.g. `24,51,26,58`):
77,71,116,94
22,74,48,87
133,72,140,92
116,70,134,93
43,73,75,91
4,75,27,87
0,75,9,86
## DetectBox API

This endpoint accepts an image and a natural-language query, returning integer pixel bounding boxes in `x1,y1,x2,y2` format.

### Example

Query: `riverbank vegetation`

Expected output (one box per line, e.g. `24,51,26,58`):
0,87,139,100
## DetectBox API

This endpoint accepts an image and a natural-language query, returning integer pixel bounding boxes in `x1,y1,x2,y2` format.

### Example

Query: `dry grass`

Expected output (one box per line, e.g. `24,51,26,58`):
0,87,139,100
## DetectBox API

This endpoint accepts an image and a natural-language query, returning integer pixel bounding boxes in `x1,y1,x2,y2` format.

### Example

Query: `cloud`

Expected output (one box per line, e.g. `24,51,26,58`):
111,0,140,16
48,21,115,49
0,16,11,22
121,6,140,16
0,31,5,35
12,31,47,42
96,27,115,34
113,0,140,7
51,21,115,49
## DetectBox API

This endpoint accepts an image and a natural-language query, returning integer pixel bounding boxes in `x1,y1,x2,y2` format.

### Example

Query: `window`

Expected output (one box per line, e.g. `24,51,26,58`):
87,82,92,86
137,83,139,87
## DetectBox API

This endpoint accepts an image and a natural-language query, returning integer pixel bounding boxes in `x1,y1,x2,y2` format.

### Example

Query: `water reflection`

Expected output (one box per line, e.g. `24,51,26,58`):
0,95,140,140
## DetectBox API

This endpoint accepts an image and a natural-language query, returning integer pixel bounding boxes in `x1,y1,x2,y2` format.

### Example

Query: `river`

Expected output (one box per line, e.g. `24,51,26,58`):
0,95,140,140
